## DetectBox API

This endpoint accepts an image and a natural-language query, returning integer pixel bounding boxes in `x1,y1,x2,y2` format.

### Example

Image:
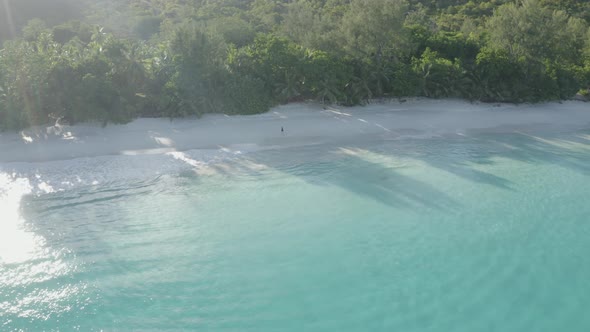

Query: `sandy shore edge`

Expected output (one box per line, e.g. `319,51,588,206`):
1,99,589,163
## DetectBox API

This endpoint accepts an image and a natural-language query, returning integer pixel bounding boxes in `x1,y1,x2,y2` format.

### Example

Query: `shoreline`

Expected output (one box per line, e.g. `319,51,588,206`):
1,98,589,164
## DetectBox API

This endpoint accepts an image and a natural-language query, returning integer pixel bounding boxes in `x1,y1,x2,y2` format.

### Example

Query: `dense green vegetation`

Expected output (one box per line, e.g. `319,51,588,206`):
1,0,589,130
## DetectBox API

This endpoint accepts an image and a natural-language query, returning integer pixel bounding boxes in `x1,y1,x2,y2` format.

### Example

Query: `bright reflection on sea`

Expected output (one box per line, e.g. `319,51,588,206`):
0,172,85,323
0,172,43,264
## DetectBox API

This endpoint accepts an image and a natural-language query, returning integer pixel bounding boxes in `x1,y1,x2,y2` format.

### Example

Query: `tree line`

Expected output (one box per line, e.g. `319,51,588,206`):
1,0,589,130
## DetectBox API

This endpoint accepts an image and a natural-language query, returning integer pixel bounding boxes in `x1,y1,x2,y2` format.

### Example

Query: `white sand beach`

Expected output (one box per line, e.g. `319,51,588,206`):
1,99,589,164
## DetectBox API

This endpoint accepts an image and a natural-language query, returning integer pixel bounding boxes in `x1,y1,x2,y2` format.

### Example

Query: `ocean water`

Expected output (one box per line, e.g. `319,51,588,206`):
2,129,590,331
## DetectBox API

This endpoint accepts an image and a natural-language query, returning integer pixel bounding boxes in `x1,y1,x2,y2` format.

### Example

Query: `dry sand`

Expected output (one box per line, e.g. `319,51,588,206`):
1,99,589,164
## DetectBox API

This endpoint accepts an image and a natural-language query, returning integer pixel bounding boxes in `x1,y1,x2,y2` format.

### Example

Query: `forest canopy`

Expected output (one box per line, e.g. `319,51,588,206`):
1,0,589,130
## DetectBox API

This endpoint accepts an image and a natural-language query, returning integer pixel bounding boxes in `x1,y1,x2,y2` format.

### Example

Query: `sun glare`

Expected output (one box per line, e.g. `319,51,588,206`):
1,0,17,38
0,173,44,264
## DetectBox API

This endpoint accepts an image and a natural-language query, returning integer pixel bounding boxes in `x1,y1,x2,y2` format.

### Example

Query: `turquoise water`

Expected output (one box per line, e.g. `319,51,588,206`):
2,130,590,331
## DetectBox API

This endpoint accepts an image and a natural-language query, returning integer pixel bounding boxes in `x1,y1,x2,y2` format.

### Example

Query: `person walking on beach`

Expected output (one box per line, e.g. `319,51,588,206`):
281,126,284,134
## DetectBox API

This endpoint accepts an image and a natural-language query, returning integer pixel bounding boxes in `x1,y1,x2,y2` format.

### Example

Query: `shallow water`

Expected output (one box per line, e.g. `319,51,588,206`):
2,130,590,331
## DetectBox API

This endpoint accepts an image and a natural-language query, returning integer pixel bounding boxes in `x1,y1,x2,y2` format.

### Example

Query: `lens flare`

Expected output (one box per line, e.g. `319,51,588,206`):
1,0,17,39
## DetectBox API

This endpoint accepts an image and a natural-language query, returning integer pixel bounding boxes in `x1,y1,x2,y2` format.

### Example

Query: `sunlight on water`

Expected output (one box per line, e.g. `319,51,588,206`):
1,129,590,330
518,132,590,152
0,173,85,323
336,147,411,168
0,173,42,264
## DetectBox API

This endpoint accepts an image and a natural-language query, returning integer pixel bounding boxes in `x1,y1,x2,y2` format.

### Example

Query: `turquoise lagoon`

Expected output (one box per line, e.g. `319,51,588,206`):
1,129,590,331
